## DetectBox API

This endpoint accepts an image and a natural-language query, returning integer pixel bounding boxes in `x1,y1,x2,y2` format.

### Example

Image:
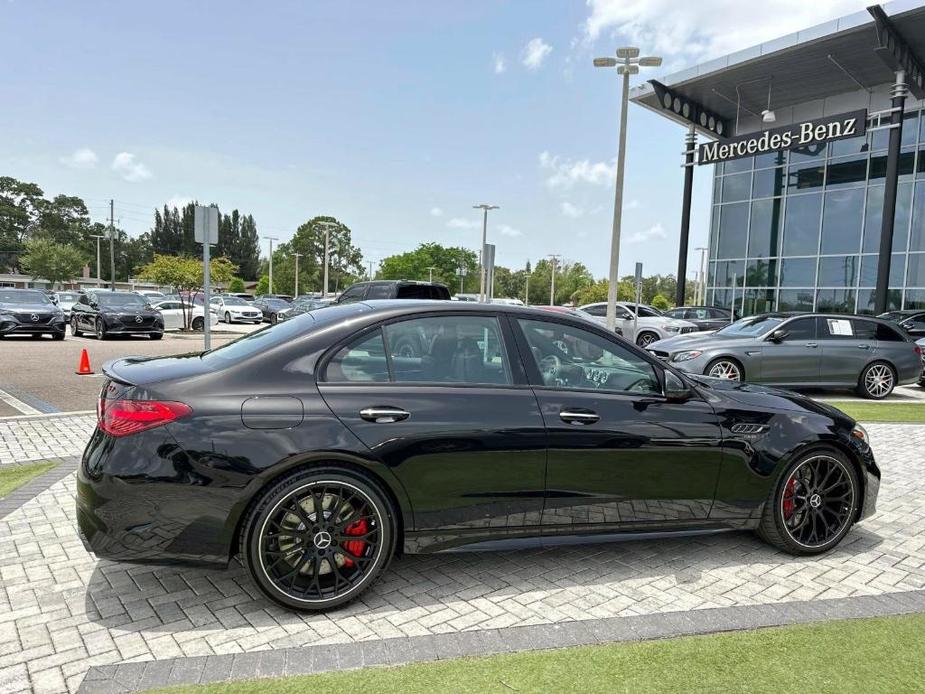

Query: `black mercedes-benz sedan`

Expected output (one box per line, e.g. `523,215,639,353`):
77,301,880,612
70,290,164,339
0,288,68,339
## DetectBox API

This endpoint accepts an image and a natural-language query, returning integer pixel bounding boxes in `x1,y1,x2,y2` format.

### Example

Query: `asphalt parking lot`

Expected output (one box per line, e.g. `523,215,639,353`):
0,325,261,415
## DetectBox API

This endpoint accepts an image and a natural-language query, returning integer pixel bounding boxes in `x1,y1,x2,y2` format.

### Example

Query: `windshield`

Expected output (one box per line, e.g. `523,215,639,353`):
265,299,290,308
715,315,785,337
222,297,248,306
0,290,52,305
57,293,80,301
96,293,147,308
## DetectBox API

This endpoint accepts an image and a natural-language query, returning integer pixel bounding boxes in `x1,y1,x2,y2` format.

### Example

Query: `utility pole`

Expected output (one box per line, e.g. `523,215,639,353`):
548,254,560,306
109,200,116,290
473,204,499,302
317,221,338,297
263,236,278,294
426,266,438,283
368,260,374,281
91,234,105,287
525,272,530,306
695,247,708,305
292,252,302,297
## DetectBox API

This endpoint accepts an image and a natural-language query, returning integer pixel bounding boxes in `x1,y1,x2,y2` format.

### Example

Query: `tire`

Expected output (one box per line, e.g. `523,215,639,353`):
271,313,278,325
53,331,65,341
757,448,859,555
224,312,232,324
192,316,204,331
150,332,163,340
95,318,108,340
240,467,397,612
857,361,896,400
635,331,658,348
705,357,744,381
71,316,82,337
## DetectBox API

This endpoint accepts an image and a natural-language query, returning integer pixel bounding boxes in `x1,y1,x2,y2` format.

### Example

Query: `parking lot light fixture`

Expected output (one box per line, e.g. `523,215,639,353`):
263,237,278,294
473,204,499,302
594,46,662,332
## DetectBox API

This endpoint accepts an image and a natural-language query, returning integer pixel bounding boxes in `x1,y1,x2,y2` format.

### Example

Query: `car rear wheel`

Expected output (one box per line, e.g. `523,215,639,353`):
705,358,743,381
192,316,204,331
857,361,895,400
757,449,859,555
635,331,658,348
95,318,108,340
240,467,396,612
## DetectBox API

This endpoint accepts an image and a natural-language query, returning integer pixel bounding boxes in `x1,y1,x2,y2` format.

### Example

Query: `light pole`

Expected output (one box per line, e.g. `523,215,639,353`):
292,252,302,297
368,260,375,281
316,221,339,297
90,234,106,287
426,266,438,283
695,246,708,305
473,204,499,302
548,254,559,305
594,48,662,330
263,236,278,294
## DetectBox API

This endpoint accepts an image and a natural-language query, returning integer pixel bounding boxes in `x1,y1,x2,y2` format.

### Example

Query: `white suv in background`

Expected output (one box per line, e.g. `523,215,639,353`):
579,302,699,347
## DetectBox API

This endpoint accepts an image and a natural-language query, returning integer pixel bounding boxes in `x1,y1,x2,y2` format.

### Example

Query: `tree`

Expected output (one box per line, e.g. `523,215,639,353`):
254,274,269,296
651,294,671,310
228,277,246,293
270,216,365,296
139,254,237,330
0,176,45,271
379,243,478,293
19,238,87,288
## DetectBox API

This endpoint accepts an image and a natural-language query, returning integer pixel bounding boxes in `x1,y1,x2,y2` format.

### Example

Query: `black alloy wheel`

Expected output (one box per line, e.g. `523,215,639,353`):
241,468,395,611
635,331,658,348
71,316,82,337
95,318,108,340
758,450,858,554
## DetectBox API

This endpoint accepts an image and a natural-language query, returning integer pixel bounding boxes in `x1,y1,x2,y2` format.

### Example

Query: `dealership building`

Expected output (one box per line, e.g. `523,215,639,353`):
630,1,925,315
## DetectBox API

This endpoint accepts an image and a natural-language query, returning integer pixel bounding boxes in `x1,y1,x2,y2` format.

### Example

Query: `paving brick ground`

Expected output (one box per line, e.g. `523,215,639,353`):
0,416,95,466
0,417,923,693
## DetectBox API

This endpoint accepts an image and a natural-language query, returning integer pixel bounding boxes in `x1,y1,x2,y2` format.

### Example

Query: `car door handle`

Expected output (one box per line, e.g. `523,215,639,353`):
806,343,818,348
856,344,871,350
559,410,600,425
359,407,410,423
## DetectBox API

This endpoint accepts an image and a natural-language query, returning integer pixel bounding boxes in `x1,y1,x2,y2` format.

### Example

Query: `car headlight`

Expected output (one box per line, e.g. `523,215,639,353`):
851,424,869,444
672,350,703,363
664,325,681,333
0,314,14,322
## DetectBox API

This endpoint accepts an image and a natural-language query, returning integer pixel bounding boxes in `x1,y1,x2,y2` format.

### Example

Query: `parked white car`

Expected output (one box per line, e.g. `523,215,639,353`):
151,300,219,331
53,291,82,320
578,301,699,347
210,295,264,323
134,289,167,302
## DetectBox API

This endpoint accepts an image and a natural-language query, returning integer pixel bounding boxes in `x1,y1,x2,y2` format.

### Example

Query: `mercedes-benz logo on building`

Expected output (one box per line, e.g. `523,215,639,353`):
134,315,143,323
30,313,39,322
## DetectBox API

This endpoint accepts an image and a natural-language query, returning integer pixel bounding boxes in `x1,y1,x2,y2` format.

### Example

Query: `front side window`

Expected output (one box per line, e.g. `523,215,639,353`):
583,304,606,317
384,315,511,385
339,285,367,303
781,317,816,341
518,319,660,394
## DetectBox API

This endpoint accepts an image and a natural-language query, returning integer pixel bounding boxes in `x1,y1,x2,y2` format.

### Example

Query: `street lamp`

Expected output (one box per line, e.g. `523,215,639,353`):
316,221,339,297
472,204,499,302
594,47,662,331
263,236,278,294
292,252,302,297
90,234,106,287
426,266,438,283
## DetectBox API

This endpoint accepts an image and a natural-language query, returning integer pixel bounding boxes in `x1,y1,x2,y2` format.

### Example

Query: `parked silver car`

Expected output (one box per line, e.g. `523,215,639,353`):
579,302,698,347
647,312,922,399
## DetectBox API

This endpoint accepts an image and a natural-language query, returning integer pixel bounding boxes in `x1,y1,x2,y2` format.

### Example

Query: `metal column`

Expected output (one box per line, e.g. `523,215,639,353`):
676,126,696,306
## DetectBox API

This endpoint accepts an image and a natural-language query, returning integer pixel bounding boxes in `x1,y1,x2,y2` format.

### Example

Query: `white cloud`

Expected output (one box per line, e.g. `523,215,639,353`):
625,199,640,210
165,195,192,210
539,150,615,189
582,0,867,64
498,224,523,237
111,152,152,182
60,148,98,169
447,217,480,230
492,52,506,74
521,37,552,70
430,207,444,217
561,201,583,218
626,222,667,244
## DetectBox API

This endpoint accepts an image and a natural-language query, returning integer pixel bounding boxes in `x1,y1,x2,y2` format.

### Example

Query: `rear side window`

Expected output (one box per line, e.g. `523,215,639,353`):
395,284,450,300
851,319,877,340
821,318,856,340
366,283,392,299
325,331,388,382
876,323,907,342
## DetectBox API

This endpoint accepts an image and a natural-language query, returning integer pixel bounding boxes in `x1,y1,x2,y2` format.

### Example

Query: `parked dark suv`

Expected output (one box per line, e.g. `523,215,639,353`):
335,280,451,304
0,288,67,340
71,290,164,340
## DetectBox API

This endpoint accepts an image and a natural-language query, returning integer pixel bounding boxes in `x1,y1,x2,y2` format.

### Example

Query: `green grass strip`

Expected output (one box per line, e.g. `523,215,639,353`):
0,460,58,498
827,401,925,423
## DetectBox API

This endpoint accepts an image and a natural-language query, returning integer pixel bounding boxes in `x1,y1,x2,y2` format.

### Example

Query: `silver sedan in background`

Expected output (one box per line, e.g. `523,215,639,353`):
647,312,922,399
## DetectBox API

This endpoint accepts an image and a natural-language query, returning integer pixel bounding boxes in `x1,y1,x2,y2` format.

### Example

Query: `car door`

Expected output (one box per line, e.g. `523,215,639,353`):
817,317,878,385
757,316,821,384
511,317,723,529
154,302,176,330
317,312,547,539
77,293,95,330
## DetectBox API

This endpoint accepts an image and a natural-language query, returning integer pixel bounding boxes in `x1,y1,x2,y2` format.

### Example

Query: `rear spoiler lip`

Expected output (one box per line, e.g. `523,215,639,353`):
101,357,146,386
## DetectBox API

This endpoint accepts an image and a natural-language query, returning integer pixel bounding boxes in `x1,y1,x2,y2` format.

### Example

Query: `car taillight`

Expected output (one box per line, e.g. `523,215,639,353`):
915,344,923,358
98,399,192,437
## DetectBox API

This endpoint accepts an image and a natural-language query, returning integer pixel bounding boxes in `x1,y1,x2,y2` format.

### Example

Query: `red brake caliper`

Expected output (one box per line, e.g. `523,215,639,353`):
782,478,796,520
340,519,368,568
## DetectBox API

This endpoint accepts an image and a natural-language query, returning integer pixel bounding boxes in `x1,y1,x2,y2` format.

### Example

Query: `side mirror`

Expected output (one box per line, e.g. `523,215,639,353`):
768,328,788,343
664,370,692,402
620,311,633,320
89,301,99,309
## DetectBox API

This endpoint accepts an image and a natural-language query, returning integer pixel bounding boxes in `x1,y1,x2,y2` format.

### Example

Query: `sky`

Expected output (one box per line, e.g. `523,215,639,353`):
0,0,873,280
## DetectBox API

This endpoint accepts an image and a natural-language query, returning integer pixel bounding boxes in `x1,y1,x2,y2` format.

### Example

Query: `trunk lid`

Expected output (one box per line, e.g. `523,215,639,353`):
102,353,213,386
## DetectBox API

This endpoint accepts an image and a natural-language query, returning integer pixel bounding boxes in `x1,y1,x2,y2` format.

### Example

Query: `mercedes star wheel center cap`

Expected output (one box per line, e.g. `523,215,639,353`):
809,493,822,509
313,531,332,549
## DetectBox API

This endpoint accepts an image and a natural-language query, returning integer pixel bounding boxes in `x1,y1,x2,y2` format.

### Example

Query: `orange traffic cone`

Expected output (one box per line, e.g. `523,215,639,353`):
76,349,94,375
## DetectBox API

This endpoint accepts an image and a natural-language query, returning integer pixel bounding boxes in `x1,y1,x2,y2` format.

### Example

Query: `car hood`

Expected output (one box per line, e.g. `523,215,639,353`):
649,332,756,352
0,302,61,314
100,306,160,315
688,374,855,425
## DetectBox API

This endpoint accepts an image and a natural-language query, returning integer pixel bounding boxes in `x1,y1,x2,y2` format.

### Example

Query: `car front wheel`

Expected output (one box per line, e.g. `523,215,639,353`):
757,449,859,555
225,312,232,324
635,331,658,348
95,318,108,340
858,361,895,400
71,316,82,337
240,467,396,612
706,358,743,381
192,316,204,331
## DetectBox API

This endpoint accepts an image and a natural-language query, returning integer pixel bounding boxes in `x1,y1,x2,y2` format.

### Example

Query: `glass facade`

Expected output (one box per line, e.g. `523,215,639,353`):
707,106,925,315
